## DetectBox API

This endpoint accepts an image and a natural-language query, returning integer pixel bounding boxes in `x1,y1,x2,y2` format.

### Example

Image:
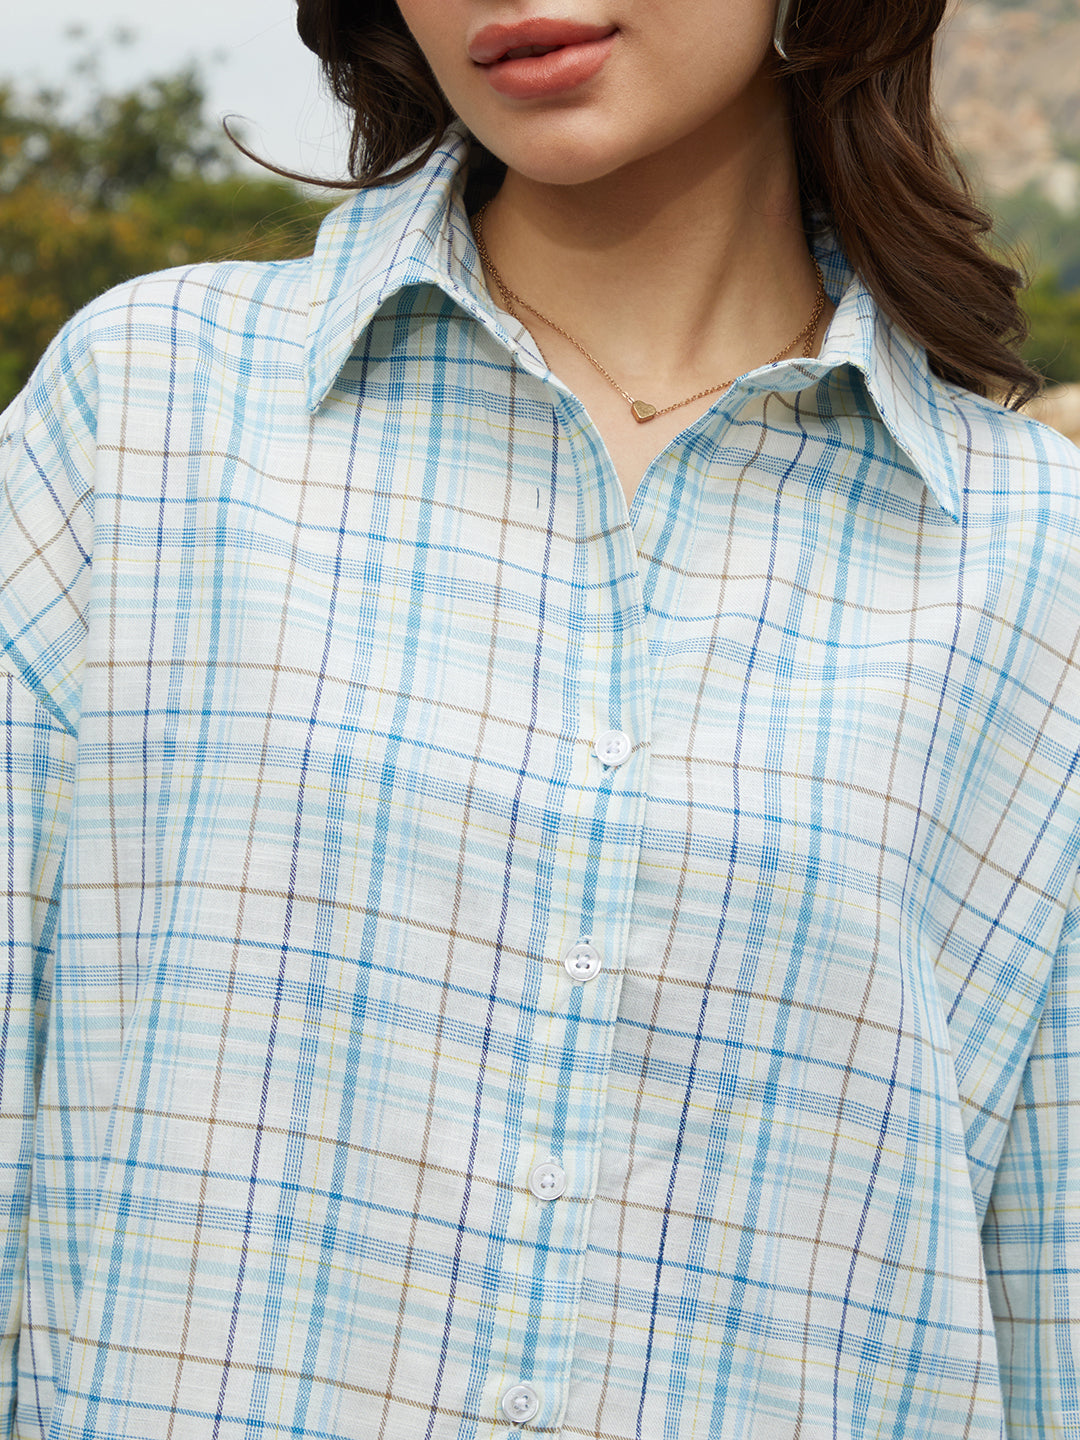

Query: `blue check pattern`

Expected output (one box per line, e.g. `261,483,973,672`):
4,123,1080,1440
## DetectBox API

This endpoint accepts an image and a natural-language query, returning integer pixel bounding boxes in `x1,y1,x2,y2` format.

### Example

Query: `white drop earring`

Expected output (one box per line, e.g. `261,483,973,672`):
774,0,794,60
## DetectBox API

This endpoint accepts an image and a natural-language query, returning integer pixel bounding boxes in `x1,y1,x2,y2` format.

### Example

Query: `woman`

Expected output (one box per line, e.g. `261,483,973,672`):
2,2,1078,1438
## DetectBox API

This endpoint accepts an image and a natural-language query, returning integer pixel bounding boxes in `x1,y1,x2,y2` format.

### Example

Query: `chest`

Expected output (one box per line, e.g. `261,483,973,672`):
76,371,1048,999
60,356,1080,1279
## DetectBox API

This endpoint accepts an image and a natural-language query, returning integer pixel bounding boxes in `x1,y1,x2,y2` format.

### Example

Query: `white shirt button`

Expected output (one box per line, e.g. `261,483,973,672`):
528,1161,567,1200
563,941,602,982
500,1382,540,1424
592,729,633,766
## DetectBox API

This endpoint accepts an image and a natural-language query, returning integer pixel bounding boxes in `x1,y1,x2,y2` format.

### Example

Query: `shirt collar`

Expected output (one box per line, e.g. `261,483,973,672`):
305,121,515,412
304,124,961,523
812,234,962,521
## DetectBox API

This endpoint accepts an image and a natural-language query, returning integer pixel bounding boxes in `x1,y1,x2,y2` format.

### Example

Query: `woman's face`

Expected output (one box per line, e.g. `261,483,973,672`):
393,0,787,187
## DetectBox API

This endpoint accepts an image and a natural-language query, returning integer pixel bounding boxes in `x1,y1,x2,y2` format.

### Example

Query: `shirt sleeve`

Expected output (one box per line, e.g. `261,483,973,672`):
983,860,1080,1439
0,673,76,1433
0,325,95,1433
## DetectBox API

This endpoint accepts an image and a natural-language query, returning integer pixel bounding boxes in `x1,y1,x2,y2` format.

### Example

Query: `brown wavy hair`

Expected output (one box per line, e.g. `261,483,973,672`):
289,0,1040,406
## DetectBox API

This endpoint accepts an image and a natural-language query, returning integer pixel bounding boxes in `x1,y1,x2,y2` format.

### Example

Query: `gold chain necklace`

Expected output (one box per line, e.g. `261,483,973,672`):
472,202,826,425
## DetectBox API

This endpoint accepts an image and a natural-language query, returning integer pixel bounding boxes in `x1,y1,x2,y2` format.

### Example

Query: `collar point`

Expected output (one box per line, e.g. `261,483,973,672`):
304,364,335,415
934,494,962,526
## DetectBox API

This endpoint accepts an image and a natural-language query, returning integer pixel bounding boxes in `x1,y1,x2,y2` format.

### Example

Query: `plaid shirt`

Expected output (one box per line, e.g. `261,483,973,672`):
4,124,1080,1440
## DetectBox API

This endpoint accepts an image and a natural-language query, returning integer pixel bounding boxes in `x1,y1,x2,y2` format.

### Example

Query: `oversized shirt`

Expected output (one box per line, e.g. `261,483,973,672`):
3,125,1080,1440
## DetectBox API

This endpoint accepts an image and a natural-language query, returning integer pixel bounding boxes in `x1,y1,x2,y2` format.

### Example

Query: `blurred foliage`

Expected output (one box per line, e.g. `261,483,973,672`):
1020,271,1080,386
0,36,332,410
996,185,1080,291
994,186,1080,386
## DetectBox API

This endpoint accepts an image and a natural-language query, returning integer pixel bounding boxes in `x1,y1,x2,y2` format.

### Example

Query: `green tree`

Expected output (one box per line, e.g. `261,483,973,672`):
0,52,331,409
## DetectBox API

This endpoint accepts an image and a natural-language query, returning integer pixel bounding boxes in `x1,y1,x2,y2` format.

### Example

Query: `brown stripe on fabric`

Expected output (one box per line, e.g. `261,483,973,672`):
581,1192,987,1283
63,884,537,957
646,753,1066,907
82,659,579,747
632,558,1080,676
67,1333,475,1417
617,970,943,1048
94,441,581,539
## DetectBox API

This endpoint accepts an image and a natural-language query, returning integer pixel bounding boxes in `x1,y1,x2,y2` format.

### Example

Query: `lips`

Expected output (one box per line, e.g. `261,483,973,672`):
468,18,618,67
502,44,563,59
468,18,618,99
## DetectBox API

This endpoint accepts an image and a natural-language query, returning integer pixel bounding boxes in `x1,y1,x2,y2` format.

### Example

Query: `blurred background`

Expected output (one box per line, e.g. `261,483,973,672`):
2,0,1079,441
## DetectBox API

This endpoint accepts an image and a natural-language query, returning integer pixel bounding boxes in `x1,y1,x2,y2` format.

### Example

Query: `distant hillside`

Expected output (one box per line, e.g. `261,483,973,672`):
936,0,1080,211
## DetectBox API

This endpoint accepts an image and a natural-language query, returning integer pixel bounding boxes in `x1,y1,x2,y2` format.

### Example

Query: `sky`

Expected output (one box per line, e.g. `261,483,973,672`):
4,0,352,182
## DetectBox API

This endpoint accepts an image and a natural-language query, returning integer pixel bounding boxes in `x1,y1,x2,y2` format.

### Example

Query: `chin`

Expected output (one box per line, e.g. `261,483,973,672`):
499,152,631,187
473,120,649,188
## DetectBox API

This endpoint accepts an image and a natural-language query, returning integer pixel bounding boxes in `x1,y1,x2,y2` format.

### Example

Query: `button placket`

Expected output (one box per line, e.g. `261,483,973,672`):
563,940,603,983
592,729,633,767
500,1382,541,1425
528,1160,567,1201
474,446,653,1440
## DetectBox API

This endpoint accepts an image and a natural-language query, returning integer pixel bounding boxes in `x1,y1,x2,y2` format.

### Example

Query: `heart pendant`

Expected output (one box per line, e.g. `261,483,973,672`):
630,399,658,423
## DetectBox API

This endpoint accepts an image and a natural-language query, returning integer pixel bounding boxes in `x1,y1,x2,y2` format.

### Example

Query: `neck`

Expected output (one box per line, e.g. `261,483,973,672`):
476,73,825,393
